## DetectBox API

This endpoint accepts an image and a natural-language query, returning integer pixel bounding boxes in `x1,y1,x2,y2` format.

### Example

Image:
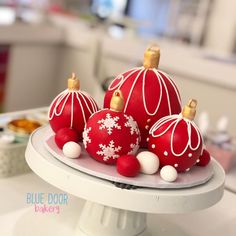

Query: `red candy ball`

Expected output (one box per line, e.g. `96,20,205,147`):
196,149,211,167
55,127,79,149
117,155,140,177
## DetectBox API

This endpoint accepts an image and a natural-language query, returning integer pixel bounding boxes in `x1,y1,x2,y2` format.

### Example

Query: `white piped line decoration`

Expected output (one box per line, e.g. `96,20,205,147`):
108,67,181,117
48,89,98,128
149,114,203,157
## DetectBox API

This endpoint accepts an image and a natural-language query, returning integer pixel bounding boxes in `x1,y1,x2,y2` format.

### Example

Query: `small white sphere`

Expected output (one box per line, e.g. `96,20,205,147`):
63,141,81,159
136,151,159,175
160,165,178,182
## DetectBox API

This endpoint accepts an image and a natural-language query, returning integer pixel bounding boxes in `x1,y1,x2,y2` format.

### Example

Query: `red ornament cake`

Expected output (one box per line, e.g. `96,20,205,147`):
48,73,98,140
45,45,212,185
148,99,203,172
83,90,141,165
104,46,182,147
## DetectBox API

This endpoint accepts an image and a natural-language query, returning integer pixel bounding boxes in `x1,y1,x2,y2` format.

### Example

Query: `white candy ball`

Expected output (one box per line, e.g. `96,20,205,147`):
63,141,81,159
160,165,178,182
136,151,160,175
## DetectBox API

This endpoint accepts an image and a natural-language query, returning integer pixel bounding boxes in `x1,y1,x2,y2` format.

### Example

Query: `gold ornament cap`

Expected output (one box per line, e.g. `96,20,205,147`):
110,90,124,112
143,46,160,69
182,99,197,120
68,73,80,90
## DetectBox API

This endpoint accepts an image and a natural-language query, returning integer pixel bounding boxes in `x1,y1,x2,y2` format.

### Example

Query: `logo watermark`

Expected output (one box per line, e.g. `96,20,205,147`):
26,192,68,214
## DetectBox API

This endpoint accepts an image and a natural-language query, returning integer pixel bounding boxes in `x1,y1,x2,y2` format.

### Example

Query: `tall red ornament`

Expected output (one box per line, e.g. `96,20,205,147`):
148,99,203,172
104,47,182,147
83,90,141,165
48,73,98,140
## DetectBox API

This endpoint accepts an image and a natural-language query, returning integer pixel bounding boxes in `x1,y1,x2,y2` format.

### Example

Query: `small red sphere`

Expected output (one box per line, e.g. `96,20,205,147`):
55,127,79,149
196,149,211,167
117,155,140,177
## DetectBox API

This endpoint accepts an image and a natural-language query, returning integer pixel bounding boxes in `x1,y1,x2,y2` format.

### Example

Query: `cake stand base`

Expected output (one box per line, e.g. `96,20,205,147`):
76,201,147,236
24,126,225,236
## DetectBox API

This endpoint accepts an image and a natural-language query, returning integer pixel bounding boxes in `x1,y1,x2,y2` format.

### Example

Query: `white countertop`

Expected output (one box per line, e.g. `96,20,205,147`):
0,172,235,236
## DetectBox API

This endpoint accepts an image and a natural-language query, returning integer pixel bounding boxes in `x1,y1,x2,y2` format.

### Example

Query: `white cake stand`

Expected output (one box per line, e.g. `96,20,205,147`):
25,126,225,236
225,165,236,193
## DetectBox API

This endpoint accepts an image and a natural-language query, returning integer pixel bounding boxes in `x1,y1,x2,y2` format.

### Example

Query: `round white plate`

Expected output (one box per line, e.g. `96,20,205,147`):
44,133,214,189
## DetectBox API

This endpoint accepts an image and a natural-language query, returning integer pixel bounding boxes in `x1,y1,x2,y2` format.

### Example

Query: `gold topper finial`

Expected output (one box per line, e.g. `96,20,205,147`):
143,46,160,69
182,99,198,120
68,72,80,90
110,90,124,112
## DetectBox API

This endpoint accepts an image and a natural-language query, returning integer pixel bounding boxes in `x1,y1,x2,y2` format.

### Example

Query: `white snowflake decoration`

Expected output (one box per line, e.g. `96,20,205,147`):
98,113,121,135
124,114,139,135
83,127,91,149
128,137,140,155
97,140,122,161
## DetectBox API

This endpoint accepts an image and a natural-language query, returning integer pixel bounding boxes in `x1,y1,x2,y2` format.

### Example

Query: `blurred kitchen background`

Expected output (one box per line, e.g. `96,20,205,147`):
0,0,236,135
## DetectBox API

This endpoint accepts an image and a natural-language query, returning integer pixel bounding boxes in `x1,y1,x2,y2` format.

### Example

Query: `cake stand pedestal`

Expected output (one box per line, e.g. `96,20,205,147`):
25,126,225,236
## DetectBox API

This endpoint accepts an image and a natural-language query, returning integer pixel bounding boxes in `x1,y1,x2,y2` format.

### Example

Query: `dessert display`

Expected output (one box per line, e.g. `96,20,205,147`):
0,108,48,178
7,118,42,143
8,119,41,135
45,46,213,186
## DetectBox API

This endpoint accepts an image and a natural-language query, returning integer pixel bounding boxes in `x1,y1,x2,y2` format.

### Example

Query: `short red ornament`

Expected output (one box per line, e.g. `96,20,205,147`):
148,99,203,172
104,47,181,147
83,90,141,165
55,127,79,149
196,149,211,167
48,73,98,140
117,155,140,177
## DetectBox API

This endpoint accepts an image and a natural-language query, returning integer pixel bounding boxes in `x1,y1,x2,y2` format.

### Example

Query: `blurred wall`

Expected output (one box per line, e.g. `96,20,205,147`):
205,0,236,53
